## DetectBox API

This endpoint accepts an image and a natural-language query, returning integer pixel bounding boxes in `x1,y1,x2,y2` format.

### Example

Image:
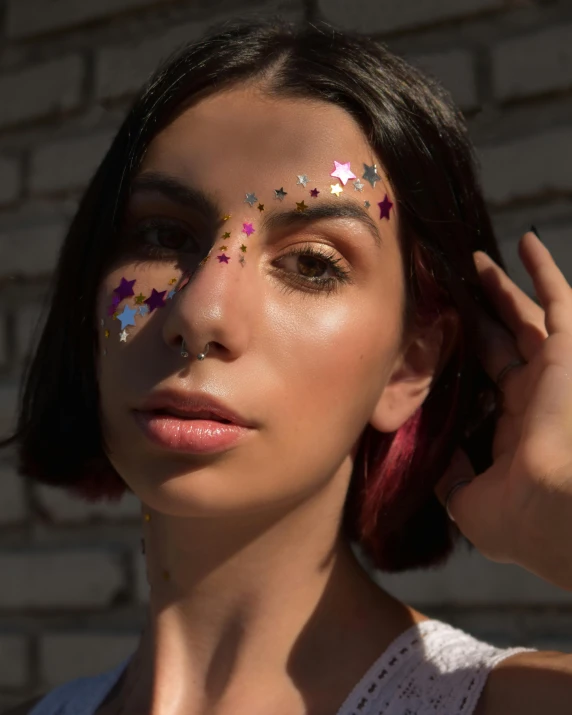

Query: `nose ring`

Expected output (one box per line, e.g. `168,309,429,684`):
180,340,210,360
197,343,210,361
180,339,189,358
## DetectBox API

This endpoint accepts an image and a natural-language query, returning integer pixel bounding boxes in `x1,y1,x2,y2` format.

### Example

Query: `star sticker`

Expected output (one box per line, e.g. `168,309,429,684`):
310,188,320,197
330,183,343,197
144,288,166,313
239,256,245,266
167,289,176,300
274,187,288,201
217,253,230,263
240,244,247,252
112,311,119,320
100,319,104,327
134,293,146,305
219,245,228,251
364,200,371,209
137,304,150,316
223,231,231,239
104,329,110,338
223,214,231,221
257,204,265,212
117,304,137,330
119,329,128,342
113,277,136,301
378,194,394,220
353,179,365,192
244,193,258,206
168,278,177,285
296,201,308,212
243,222,255,237
296,174,310,187
107,302,118,316
330,161,356,186
362,163,381,188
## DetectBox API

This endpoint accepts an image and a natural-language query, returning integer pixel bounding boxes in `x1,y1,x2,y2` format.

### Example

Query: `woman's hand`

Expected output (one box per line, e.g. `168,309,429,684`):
435,230,572,591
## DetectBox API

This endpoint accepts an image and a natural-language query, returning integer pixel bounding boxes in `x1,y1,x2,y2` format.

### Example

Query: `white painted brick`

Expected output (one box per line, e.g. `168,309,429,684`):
0,465,27,525
0,57,83,129
0,223,65,277
40,632,138,686
34,485,141,522
6,0,177,38
96,23,207,101
0,551,125,609
478,127,572,205
30,132,114,195
408,50,478,110
317,0,502,34
15,303,43,361
0,635,28,687
0,157,21,204
0,384,18,440
374,543,572,606
493,24,572,102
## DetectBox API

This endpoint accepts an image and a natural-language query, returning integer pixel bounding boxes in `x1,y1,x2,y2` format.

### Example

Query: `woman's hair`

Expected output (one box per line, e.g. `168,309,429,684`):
1,18,508,572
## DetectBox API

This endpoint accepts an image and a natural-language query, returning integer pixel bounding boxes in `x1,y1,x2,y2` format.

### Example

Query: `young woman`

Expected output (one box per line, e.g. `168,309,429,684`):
5,18,572,715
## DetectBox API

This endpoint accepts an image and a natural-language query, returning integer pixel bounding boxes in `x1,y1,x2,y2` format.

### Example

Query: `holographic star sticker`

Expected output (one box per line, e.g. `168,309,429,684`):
144,288,166,313
167,289,176,300
330,183,343,197
113,277,136,301
274,187,288,201
119,329,128,343
117,304,137,330
296,175,310,187
243,222,255,237
244,193,258,206
330,161,356,186
217,253,230,263
310,188,320,198
353,179,365,192
378,194,394,220
362,163,381,188
138,305,150,317
296,201,308,213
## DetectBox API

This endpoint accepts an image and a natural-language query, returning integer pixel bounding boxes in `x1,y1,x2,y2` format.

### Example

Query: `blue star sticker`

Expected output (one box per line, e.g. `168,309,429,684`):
138,305,150,316
167,289,176,300
117,304,137,330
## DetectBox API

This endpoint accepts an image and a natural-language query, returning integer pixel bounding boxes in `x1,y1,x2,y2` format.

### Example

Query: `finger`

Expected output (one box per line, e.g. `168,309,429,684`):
473,246,547,361
518,231,572,336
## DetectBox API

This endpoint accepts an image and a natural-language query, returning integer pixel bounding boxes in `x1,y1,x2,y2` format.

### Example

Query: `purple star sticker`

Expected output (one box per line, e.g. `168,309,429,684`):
144,288,167,313
243,223,255,237
113,277,136,302
107,295,120,316
378,194,394,220
310,188,320,197
217,253,230,263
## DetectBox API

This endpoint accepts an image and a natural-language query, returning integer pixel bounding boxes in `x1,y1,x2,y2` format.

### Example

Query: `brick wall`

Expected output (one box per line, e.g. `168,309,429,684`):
0,0,571,708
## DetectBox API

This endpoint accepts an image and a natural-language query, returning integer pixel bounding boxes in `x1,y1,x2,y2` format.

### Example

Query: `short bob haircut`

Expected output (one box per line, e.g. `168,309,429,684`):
2,18,508,573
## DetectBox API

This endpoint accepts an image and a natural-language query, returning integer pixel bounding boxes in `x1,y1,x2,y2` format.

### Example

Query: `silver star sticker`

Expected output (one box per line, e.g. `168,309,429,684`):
274,187,288,201
364,200,371,209
296,175,310,187
353,179,365,192
362,164,381,188
100,319,104,326
239,256,245,267
120,329,128,342
244,193,258,206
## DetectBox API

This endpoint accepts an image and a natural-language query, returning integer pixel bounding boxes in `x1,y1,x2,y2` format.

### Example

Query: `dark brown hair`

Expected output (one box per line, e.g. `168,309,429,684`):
2,18,507,572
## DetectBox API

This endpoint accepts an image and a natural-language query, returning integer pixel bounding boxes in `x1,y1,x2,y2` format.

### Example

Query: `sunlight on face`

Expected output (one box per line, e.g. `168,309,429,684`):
96,87,406,518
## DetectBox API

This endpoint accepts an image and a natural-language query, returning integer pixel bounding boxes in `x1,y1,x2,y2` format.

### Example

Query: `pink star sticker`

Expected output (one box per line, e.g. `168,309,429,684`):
243,222,255,237
144,288,167,313
217,254,230,263
330,161,356,186
113,277,136,301
378,194,394,220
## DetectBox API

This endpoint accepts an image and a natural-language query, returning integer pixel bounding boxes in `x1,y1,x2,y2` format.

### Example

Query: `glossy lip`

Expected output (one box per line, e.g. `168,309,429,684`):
135,389,256,428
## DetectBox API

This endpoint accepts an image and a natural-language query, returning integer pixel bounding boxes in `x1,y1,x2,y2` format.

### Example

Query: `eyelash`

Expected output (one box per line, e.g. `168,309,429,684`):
123,218,353,295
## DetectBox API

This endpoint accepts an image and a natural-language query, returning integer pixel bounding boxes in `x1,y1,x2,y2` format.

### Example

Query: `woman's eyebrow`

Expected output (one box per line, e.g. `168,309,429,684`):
262,200,383,249
129,171,221,221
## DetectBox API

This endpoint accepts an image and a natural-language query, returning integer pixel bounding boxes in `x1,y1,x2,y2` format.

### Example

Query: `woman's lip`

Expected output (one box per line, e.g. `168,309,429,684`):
133,410,253,454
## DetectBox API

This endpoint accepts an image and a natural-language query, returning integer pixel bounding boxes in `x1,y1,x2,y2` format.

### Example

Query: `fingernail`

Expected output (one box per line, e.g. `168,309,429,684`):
530,224,541,239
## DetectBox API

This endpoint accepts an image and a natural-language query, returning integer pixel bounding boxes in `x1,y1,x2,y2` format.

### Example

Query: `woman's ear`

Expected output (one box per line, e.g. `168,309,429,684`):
369,308,459,433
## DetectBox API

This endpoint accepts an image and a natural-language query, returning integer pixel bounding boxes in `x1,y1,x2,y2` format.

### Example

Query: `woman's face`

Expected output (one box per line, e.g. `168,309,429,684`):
96,87,408,517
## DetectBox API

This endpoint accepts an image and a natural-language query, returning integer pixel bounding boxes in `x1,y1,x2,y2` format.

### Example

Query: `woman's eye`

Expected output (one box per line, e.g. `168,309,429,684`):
133,219,201,254
280,253,332,279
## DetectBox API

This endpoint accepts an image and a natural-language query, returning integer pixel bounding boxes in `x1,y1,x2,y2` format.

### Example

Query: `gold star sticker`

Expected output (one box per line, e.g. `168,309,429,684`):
104,329,110,338
331,183,343,197
219,245,228,251
199,255,211,266
240,244,247,252
223,231,231,239
168,278,177,285
112,311,119,320
257,203,265,212
223,214,231,221
296,201,308,212
134,293,146,304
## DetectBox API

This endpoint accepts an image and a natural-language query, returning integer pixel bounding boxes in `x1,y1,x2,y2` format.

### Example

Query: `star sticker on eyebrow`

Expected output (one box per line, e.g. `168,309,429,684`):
330,161,356,186
243,222,255,237
310,188,320,197
296,201,309,213
330,183,343,197
217,253,230,263
296,174,310,187
274,187,288,201
362,163,381,188
244,193,258,206
378,194,394,220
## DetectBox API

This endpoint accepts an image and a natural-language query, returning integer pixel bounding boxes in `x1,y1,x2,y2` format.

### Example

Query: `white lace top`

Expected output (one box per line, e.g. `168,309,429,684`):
29,618,535,715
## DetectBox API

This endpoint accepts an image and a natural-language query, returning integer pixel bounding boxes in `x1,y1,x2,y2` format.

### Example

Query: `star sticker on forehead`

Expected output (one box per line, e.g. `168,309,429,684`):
113,277,136,301
274,187,288,201
330,161,356,186
239,255,246,267
244,193,258,207
117,304,137,330
310,188,320,197
378,194,394,220
223,231,231,239
240,244,247,252
353,179,365,192
296,201,309,213
296,174,310,187
330,183,343,197
242,222,255,237
144,288,166,313
217,253,230,263
257,204,265,212
362,163,381,188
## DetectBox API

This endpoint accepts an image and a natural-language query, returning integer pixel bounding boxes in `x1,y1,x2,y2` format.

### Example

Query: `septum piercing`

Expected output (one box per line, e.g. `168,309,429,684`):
180,339,209,360
197,343,210,361
180,340,189,358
